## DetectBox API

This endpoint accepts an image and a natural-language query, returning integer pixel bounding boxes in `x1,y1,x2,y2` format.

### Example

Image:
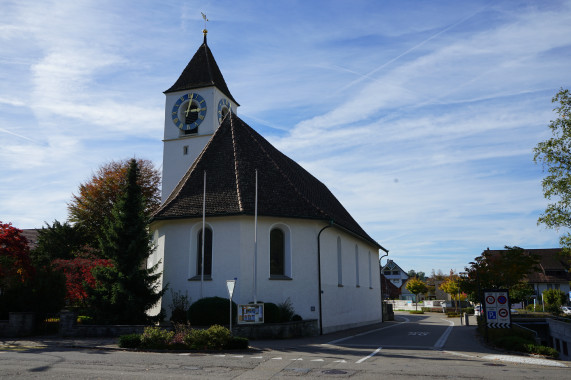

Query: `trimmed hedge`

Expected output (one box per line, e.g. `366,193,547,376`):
189,297,237,326
119,325,248,351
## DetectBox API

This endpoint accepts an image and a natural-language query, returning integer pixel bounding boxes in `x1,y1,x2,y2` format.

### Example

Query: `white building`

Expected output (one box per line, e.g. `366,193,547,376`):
148,32,388,334
381,259,409,289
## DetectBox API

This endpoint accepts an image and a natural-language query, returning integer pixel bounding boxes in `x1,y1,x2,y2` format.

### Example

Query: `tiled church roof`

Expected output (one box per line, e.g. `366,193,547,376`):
164,34,238,105
153,112,382,249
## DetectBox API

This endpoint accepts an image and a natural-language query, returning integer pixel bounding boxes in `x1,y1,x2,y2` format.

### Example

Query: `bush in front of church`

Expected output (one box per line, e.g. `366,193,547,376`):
189,296,237,326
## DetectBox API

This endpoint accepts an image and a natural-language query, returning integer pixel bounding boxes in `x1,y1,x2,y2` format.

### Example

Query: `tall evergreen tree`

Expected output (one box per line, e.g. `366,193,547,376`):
89,159,164,324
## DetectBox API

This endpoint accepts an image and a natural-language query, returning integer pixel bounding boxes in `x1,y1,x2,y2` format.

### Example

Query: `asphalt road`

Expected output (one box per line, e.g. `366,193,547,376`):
0,312,568,379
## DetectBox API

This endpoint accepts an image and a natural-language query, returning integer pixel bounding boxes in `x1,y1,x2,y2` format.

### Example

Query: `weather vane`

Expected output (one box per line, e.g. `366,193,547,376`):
201,12,209,36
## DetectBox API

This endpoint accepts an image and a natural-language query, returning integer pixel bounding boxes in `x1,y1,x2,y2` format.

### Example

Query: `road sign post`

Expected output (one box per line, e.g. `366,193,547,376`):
226,279,236,333
483,289,511,329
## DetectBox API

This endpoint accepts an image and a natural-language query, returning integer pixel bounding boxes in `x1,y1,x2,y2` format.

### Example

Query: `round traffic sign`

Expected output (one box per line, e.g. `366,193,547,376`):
486,295,495,304
498,308,509,318
498,295,507,304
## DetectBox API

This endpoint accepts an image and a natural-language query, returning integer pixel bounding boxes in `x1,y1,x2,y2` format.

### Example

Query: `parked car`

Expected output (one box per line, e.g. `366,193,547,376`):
474,305,482,316
561,306,571,315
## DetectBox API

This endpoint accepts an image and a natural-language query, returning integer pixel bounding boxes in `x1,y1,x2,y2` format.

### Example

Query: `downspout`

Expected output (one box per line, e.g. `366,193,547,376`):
379,252,389,267
317,221,333,336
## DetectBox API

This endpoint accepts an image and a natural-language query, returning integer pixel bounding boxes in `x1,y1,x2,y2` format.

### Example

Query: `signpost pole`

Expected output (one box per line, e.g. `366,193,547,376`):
226,280,236,334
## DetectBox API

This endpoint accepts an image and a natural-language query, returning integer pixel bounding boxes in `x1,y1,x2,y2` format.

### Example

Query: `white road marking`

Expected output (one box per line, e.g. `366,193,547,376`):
271,357,282,360
356,347,382,363
290,358,303,361
311,359,324,362
252,356,263,359
442,350,476,358
433,319,454,349
333,359,347,363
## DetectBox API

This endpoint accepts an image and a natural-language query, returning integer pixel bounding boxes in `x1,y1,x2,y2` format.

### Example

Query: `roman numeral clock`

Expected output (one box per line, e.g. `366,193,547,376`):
171,92,207,134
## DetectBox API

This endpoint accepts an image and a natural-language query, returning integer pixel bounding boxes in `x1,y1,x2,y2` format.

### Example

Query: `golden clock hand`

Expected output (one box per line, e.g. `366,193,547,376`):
185,101,193,116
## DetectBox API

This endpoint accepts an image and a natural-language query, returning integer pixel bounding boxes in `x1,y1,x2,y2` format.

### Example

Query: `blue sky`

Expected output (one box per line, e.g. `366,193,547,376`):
2,0,570,275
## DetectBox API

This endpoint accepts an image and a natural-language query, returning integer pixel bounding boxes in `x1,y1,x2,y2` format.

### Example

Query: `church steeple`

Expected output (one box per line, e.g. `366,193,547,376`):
164,33,238,105
161,32,239,202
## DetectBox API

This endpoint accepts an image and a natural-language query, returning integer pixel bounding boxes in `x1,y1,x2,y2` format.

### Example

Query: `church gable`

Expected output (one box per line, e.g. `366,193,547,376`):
153,113,380,249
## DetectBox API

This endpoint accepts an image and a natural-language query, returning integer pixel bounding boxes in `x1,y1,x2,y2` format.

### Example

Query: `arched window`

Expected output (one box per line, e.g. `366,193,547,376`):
270,228,285,276
197,227,212,276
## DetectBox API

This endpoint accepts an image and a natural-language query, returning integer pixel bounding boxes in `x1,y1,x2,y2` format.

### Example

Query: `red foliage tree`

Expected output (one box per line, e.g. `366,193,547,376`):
52,251,113,305
0,222,34,290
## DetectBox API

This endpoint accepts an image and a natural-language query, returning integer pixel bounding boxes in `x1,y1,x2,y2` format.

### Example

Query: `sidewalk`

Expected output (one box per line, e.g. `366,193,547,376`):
0,321,389,352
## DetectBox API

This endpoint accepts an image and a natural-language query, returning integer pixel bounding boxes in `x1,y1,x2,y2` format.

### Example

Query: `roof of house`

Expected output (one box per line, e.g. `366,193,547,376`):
21,229,40,250
164,34,238,105
523,248,571,284
153,111,383,249
381,259,408,276
482,248,570,284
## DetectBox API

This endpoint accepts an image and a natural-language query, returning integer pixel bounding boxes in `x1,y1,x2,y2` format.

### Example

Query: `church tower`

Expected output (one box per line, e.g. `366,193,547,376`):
161,30,239,201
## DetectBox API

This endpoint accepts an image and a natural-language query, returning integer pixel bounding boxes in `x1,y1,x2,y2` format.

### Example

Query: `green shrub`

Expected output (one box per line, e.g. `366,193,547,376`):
184,325,231,350
291,314,302,321
206,324,231,349
463,307,474,314
119,325,246,351
169,290,191,324
77,315,93,324
277,298,295,322
184,325,232,350
189,297,237,326
262,302,280,323
409,310,424,314
525,344,559,359
119,333,142,348
184,328,209,350
421,307,444,313
492,335,532,351
140,326,174,349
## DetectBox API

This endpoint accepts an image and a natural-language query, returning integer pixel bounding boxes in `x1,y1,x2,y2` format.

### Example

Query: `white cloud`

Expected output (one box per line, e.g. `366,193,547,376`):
1,0,569,275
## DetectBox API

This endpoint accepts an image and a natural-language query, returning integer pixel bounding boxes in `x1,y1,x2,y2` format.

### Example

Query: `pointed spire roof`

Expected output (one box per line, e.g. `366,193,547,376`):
153,112,383,249
165,34,238,105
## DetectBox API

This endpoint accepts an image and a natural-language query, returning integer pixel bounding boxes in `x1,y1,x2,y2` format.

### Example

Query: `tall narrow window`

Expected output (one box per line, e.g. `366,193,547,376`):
270,228,285,276
368,251,372,289
337,237,343,286
197,228,212,276
355,245,360,287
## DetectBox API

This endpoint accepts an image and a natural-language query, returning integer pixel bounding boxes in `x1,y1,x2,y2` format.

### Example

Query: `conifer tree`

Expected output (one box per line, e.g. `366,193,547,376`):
89,159,164,324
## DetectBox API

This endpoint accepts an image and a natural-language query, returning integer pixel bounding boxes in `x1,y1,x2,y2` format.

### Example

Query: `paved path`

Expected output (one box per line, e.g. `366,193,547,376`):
1,312,566,369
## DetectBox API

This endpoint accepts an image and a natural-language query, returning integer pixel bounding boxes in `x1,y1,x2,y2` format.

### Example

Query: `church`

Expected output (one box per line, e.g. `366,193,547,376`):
148,30,388,334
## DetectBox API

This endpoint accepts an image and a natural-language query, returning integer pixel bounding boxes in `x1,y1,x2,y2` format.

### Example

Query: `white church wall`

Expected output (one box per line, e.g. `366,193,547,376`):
151,216,381,332
318,228,382,334
161,135,211,201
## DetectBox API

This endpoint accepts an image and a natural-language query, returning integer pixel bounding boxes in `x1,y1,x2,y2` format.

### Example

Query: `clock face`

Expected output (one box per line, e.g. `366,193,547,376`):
172,93,207,132
217,98,231,124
